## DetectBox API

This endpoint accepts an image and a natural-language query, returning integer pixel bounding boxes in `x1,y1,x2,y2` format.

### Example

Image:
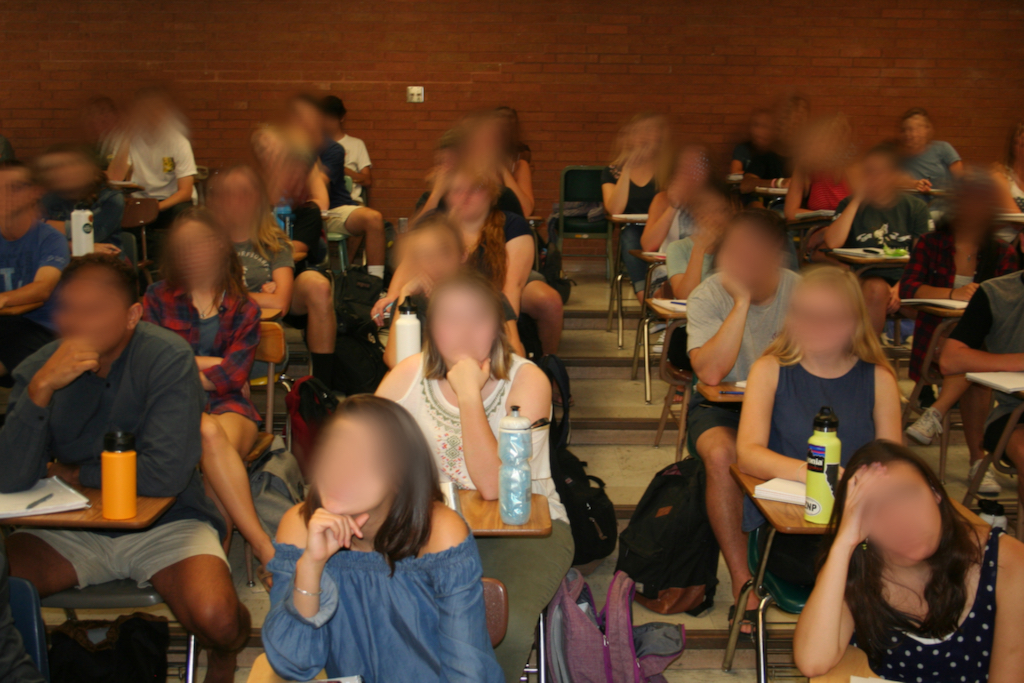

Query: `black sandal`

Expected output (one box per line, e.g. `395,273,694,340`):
728,604,757,636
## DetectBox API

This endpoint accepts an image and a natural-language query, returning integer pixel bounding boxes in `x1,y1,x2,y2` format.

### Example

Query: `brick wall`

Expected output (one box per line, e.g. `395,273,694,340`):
4,0,1024,244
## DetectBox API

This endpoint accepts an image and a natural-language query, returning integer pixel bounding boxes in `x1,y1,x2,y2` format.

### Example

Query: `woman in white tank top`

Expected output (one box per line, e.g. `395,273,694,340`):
377,272,574,682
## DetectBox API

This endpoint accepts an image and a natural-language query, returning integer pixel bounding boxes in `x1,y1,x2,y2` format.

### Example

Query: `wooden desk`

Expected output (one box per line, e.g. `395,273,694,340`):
2,485,175,531
457,490,552,537
731,465,824,535
826,250,909,276
108,181,145,194
608,213,648,225
697,382,745,404
0,302,43,316
810,646,877,682
996,212,1024,224
260,307,283,321
755,186,788,198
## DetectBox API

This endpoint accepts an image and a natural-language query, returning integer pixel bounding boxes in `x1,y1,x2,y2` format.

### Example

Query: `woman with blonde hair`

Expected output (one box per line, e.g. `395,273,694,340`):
736,265,903,588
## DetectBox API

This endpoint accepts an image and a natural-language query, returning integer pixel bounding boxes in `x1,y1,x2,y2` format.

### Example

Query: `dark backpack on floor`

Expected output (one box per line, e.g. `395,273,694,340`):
334,265,383,338
540,244,573,305
331,331,387,397
517,313,543,361
539,354,618,566
49,613,169,683
615,458,720,616
284,376,339,476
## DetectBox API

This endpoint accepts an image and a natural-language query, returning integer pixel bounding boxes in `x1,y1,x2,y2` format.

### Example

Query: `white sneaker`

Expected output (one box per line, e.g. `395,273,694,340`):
906,407,943,445
651,331,666,356
970,461,1002,497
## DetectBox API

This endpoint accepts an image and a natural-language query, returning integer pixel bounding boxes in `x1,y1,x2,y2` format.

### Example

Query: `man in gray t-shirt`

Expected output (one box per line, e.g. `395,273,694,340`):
685,209,800,620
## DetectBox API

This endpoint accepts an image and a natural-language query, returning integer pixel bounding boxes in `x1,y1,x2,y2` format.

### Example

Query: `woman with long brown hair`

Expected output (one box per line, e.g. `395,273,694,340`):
142,207,275,575
794,441,1024,681
263,395,503,683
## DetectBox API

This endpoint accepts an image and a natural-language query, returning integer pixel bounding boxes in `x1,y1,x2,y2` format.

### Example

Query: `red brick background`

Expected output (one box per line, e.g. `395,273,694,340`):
3,0,1023,236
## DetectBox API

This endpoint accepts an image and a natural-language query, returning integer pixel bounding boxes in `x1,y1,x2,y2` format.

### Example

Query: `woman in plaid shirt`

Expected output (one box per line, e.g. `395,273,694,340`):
900,174,1018,493
143,208,275,576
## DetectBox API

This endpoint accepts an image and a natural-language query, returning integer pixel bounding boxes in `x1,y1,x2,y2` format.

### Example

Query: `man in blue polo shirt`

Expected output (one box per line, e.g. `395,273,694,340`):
0,161,69,388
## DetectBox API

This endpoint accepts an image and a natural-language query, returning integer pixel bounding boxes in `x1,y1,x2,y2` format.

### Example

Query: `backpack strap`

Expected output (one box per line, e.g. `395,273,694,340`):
539,354,571,452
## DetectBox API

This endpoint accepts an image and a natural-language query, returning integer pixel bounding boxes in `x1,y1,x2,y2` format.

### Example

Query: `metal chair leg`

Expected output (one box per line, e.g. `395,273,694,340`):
939,411,953,483
755,594,774,683
654,383,674,448
675,383,691,462
184,633,198,683
643,318,652,404
723,578,755,671
537,610,547,683
616,273,626,349
630,313,646,380
245,541,255,588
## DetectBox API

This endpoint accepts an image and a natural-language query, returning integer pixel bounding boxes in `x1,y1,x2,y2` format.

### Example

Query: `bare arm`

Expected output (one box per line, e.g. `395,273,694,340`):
729,159,744,174
990,164,1023,214
0,266,62,309
737,358,809,482
793,539,857,676
602,167,632,216
249,266,294,315
668,239,712,300
783,167,808,222
688,295,750,386
822,197,862,249
642,192,676,252
307,168,329,212
158,176,194,211
940,338,1024,376
502,234,533,317
502,164,534,217
343,165,373,188
872,365,904,441
990,535,1024,683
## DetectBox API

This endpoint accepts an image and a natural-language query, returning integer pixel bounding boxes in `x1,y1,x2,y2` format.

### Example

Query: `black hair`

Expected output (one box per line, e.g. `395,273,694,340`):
900,107,931,124
726,208,788,249
58,253,139,305
865,142,901,168
321,95,347,120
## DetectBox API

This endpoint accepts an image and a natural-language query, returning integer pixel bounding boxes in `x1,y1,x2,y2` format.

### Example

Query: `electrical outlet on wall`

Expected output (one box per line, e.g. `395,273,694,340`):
406,86,425,103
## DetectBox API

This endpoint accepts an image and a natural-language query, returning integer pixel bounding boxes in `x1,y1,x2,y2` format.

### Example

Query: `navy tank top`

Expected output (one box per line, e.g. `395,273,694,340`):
742,359,877,531
871,529,1002,682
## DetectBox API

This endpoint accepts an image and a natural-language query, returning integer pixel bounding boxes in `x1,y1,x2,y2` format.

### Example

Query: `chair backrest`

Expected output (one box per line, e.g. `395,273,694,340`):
481,577,508,648
255,322,286,364
120,198,160,228
560,166,605,205
9,576,51,682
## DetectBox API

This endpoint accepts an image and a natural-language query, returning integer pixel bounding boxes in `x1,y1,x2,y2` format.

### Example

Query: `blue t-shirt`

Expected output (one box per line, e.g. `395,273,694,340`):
0,221,70,330
902,141,960,190
319,138,356,209
39,186,125,248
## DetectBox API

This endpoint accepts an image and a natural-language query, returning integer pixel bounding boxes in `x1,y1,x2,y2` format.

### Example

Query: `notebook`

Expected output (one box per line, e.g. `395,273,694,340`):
0,477,91,519
900,298,968,310
830,248,907,260
966,372,1024,394
753,478,806,506
650,298,687,312
794,209,835,221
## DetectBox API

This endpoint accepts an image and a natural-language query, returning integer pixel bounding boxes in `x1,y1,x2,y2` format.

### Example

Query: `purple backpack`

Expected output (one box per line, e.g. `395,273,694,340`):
545,569,685,683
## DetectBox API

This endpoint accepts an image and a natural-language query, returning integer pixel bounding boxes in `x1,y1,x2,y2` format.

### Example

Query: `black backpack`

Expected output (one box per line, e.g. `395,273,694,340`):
539,354,617,566
540,244,573,305
615,459,720,616
516,313,543,361
331,331,387,396
334,266,383,338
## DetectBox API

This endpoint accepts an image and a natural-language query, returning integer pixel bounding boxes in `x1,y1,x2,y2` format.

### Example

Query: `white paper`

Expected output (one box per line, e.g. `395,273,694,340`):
900,299,968,310
650,298,687,311
753,478,806,505
966,372,1024,394
0,478,90,519
794,209,834,220
831,248,908,260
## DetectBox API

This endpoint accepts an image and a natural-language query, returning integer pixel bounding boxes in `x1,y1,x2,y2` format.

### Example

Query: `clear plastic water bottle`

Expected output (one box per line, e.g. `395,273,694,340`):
274,202,294,239
498,406,533,525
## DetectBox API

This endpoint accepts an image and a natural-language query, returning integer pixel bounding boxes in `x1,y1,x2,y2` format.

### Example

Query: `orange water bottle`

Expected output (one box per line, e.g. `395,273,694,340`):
102,431,137,520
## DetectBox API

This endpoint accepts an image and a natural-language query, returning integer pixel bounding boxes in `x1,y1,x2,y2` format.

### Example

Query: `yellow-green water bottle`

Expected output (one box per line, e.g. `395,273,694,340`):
804,406,841,524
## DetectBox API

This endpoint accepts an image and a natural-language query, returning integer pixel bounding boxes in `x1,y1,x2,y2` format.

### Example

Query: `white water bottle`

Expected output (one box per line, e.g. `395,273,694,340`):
70,209,94,256
393,299,421,364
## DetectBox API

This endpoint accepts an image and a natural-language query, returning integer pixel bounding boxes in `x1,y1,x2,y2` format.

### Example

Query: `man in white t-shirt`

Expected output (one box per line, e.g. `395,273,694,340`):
322,96,372,205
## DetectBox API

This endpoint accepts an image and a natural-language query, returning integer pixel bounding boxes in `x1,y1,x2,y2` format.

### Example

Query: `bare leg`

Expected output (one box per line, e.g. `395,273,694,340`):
960,384,992,464
341,207,385,266
930,374,972,417
200,413,274,565
6,533,79,597
860,277,890,336
290,270,336,355
149,555,251,683
521,280,563,355
695,426,757,616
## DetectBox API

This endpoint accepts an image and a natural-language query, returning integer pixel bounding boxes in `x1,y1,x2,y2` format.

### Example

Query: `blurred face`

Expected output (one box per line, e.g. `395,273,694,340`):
861,462,943,564
750,113,774,150
54,273,139,355
430,287,498,366
465,119,504,161
716,221,783,290
313,418,394,517
82,104,118,139
787,283,858,356
409,229,462,283
446,172,493,224
37,153,96,196
0,168,39,226
169,220,223,290
953,185,999,232
901,115,932,153
669,148,710,197
628,119,664,161
132,94,172,134
208,172,261,234
691,192,732,241
288,100,324,143
860,153,899,203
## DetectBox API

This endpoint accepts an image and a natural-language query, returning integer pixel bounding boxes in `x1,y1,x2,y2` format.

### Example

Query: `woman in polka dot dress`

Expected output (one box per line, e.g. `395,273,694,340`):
793,441,1024,682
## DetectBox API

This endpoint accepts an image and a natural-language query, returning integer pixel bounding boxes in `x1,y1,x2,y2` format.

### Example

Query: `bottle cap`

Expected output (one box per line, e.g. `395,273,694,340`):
104,431,135,452
813,406,839,432
399,298,417,315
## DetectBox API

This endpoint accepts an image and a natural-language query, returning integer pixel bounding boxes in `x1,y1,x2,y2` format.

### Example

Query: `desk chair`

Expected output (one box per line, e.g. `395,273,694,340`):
653,321,692,462
121,197,159,277
723,526,811,683
41,580,198,683
9,576,50,682
195,166,210,206
963,400,1024,541
557,167,612,280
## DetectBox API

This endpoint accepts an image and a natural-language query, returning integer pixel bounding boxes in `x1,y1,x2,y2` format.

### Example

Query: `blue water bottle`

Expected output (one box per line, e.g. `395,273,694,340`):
274,201,294,239
498,406,533,525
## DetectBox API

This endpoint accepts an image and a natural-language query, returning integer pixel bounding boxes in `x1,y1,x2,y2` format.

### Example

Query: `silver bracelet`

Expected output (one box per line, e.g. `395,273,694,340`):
293,585,322,597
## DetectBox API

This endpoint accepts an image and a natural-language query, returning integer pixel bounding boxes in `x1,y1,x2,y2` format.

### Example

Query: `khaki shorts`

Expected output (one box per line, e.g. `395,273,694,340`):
324,204,363,236
19,519,227,589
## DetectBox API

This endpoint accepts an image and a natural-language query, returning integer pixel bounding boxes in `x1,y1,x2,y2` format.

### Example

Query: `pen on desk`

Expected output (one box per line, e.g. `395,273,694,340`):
719,391,745,395
670,300,687,306
25,492,53,510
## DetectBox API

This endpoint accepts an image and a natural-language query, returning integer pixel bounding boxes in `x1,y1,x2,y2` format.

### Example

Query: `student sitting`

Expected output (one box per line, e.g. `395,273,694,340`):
736,266,903,588
821,143,932,334
288,95,386,282
731,109,775,175
0,254,250,683
783,113,854,222
263,395,503,683
37,143,125,256
602,113,670,302
252,128,337,387
143,208,274,578
320,96,373,206
665,190,731,300
685,209,800,630
899,107,964,193
901,174,1018,496
377,273,573,683
644,145,714,256
794,441,1024,681
991,121,1024,215
459,109,535,217
0,162,69,388
107,88,197,242
494,106,535,218
382,213,465,368
0,544,45,683
940,270,1024,510
81,95,123,171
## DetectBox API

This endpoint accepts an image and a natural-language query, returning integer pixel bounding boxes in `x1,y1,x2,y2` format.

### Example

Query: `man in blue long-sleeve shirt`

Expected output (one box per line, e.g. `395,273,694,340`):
0,254,250,683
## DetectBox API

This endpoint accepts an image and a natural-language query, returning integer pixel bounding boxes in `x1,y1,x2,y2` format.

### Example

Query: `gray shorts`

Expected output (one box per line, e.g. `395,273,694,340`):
18,519,227,589
324,205,363,236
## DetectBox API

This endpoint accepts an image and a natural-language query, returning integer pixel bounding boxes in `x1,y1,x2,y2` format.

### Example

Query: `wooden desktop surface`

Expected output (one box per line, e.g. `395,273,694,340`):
627,248,666,265
2,485,175,530
260,308,282,321
457,490,552,537
608,214,649,225
697,382,745,403
900,303,965,319
647,300,688,321
826,251,910,267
